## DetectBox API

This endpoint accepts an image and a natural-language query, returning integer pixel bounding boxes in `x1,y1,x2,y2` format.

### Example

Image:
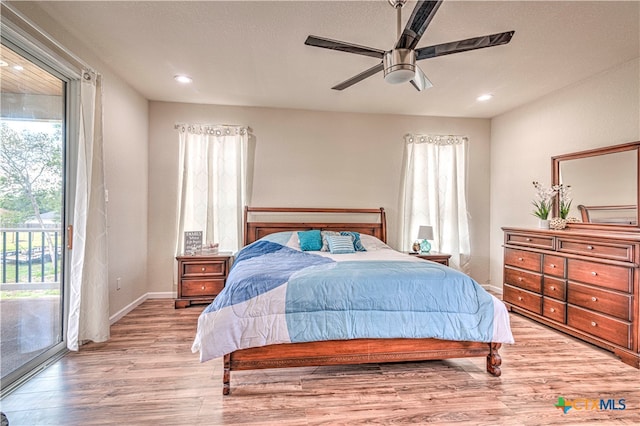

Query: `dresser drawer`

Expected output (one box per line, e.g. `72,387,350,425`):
543,254,566,277
543,276,566,300
504,248,542,272
504,267,542,293
567,305,631,349
505,232,554,249
504,284,542,315
567,282,632,321
183,261,227,277
181,279,225,297
543,297,566,323
567,259,632,292
558,238,633,262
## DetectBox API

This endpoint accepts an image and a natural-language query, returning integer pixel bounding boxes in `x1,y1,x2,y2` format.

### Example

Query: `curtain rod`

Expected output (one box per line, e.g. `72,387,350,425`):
1,2,94,74
404,134,468,145
174,123,253,135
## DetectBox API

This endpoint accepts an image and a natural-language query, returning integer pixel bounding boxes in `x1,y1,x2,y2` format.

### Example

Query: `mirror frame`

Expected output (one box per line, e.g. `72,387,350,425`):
551,140,640,231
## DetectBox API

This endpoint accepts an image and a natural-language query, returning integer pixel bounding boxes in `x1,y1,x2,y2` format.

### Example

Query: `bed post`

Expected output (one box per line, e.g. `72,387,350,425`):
486,342,502,377
223,354,231,395
379,207,387,243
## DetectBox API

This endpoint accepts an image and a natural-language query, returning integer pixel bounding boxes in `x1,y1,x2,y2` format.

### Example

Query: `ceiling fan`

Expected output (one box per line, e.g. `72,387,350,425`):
304,0,515,91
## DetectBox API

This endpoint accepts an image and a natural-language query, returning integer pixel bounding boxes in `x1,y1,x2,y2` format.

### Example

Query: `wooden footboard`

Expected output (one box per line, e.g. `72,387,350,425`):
222,338,502,395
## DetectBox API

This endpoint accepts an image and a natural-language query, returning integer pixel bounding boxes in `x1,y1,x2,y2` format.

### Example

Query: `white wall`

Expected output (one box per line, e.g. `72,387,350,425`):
489,58,640,288
148,103,492,293
12,2,150,316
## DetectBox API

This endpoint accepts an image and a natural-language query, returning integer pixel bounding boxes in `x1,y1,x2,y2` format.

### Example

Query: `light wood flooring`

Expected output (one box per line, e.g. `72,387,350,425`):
1,299,639,425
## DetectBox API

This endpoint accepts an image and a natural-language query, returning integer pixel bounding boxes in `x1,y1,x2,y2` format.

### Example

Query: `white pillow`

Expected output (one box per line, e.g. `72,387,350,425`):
359,234,391,251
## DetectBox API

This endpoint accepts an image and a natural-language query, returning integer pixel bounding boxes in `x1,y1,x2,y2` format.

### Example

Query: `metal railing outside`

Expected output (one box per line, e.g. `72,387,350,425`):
1,228,62,288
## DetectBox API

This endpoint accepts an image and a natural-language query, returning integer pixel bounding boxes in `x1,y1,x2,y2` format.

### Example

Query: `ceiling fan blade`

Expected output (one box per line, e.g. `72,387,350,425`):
395,1,443,50
331,62,384,91
415,31,515,61
409,65,433,92
305,35,385,59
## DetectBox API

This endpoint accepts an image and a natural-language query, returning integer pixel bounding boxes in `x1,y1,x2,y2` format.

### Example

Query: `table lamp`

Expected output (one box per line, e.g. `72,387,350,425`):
417,225,433,253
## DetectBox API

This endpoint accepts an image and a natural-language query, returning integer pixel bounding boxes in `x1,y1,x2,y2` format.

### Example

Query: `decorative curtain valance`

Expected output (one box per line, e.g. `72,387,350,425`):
404,134,468,145
174,123,251,137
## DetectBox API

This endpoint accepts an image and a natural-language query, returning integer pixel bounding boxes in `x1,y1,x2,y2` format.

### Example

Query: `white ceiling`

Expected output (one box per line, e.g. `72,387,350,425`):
29,0,640,118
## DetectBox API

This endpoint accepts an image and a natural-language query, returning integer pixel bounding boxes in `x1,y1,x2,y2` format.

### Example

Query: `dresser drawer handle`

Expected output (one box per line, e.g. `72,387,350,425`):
591,296,597,302
518,257,523,261
518,296,523,301
591,271,598,276
201,267,206,272
591,321,597,327
518,277,523,281
549,264,556,268
586,245,594,250
525,238,531,242
550,308,556,313
550,286,555,291
202,285,206,290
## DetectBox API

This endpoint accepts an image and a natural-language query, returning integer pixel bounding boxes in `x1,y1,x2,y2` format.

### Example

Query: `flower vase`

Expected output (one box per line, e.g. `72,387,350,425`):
538,219,550,229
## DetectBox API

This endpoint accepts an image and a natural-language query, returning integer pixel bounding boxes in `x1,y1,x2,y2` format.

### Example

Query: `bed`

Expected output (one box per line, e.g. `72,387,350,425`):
191,207,514,395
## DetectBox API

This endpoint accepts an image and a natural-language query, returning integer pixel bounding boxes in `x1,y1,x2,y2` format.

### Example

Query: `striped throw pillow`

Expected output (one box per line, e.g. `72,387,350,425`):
327,235,356,254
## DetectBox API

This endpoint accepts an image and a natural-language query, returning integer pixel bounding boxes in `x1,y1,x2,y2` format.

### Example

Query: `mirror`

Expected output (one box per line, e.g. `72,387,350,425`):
552,141,639,229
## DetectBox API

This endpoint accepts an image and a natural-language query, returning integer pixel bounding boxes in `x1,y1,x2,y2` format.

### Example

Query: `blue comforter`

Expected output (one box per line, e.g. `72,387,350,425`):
192,234,513,362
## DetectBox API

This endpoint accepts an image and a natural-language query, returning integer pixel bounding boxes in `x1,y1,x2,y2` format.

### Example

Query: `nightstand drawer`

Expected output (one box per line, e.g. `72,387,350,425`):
181,279,225,297
183,261,226,277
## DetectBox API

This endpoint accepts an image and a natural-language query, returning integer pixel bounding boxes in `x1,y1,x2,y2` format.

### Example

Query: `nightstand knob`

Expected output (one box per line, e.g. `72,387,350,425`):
591,321,597,327
550,286,555,291
550,308,555,313
201,267,206,272
591,296,597,302
202,285,206,290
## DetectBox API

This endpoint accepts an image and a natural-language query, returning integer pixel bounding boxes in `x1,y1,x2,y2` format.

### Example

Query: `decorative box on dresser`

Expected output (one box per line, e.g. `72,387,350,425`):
175,253,233,309
502,227,640,368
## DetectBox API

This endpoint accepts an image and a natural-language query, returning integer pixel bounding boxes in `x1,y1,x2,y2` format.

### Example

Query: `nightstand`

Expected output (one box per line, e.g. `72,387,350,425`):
175,252,233,309
407,251,451,266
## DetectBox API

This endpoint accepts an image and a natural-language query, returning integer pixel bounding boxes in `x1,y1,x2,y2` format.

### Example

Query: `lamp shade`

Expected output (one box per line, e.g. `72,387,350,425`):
417,225,433,240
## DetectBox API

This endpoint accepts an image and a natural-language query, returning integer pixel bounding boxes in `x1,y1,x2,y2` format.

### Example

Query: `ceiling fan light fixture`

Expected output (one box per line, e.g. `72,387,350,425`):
383,49,415,84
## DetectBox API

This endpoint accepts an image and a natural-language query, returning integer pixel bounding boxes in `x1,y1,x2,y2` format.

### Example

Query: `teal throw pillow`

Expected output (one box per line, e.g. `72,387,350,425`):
297,230,322,251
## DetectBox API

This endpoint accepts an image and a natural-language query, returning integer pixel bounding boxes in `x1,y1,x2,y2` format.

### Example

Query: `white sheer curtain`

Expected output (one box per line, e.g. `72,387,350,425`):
175,124,250,255
399,134,471,272
67,71,109,350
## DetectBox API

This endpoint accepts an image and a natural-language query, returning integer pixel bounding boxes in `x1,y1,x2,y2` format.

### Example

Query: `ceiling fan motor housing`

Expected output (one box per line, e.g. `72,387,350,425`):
383,49,416,84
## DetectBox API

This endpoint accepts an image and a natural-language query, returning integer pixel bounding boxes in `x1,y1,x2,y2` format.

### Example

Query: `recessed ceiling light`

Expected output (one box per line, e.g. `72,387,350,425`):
0,60,8,67
174,75,193,84
13,65,24,71
476,94,493,102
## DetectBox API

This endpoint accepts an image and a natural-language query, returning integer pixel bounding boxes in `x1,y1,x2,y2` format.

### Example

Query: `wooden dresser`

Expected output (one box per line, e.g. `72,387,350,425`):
175,253,233,309
502,227,640,368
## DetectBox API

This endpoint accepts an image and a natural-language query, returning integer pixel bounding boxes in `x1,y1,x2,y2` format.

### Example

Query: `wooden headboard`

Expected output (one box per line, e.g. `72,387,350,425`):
243,207,387,246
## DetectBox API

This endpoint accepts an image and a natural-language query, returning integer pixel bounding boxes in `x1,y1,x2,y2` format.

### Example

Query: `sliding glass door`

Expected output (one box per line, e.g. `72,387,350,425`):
0,41,68,392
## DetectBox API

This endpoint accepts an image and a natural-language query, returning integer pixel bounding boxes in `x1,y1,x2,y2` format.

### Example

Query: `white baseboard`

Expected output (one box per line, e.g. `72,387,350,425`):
109,291,176,325
481,283,503,295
